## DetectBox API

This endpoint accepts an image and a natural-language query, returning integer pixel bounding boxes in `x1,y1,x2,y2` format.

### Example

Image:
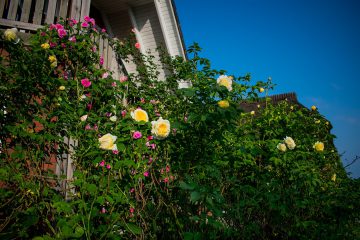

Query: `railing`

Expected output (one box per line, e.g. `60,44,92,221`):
0,0,90,31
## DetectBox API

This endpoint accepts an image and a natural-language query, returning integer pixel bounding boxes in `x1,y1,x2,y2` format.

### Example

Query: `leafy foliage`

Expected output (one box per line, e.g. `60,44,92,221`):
0,18,359,240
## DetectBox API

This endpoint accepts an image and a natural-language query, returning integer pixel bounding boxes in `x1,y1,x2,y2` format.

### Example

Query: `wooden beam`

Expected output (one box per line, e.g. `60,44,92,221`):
33,0,45,25
0,0,7,18
0,18,42,31
8,0,19,21
20,0,32,22
58,0,69,20
80,0,90,21
45,0,57,24
70,0,81,21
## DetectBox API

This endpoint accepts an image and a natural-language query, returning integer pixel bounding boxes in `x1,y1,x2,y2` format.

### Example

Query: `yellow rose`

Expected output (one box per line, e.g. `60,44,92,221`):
59,86,65,90
311,105,317,111
259,87,265,93
250,111,255,115
217,100,229,108
331,173,336,182
151,117,170,139
131,109,149,122
50,61,57,68
4,28,18,41
284,136,296,150
41,43,50,49
99,133,117,150
48,55,57,63
217,75,233,91
277,143,287,152
313,141,324,151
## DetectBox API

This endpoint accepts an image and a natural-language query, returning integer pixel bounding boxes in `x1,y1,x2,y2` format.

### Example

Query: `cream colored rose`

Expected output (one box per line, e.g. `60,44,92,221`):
131,109,149,122
109,116,117,122
277,143,287,152
216,75,233,91
313,141,324,151
4,28,18,41
284,136,296,150
59,86,65,90
80,115,88,121
99,133,117,150
151,117,170,139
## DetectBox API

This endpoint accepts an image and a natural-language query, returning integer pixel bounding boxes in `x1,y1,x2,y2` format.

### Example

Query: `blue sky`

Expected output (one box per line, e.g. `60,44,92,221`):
174,0,360,178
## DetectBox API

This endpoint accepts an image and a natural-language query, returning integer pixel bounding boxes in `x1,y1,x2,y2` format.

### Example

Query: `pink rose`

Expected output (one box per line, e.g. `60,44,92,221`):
121,110,126,117
85,124,91,130
135,42,140,49
99,56,104,66
49,24,56,30
81,22,89,28
40,32,46,36
91,46,97,52
101,207,106,214
61,43,66,48
130,207,135,213
69,36,76,42
106,164,111,169
55,24,64,30
84,16,91,22
147,136,154,141
101,28,106,33
102,72,109,78
89,18,95,25
57,28,67,38
119,76,128,82
133,131,142,139
99,160,105,167
81,78,91,87
144,171,149,177
69,19,77,27
112,150,119,155
49,42,57,48
111,82,117,87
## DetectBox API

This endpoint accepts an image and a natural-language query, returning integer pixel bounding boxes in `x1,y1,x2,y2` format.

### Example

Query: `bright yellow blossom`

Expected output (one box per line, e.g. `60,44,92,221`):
313,141,324,151
131,109,149,122
151,117,171,139
41,43,50,49
217,100,230,108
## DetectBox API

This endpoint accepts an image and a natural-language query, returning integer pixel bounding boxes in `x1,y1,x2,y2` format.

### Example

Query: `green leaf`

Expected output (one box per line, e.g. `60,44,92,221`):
179,181,195,190
190,191,201,203
125,223,142,235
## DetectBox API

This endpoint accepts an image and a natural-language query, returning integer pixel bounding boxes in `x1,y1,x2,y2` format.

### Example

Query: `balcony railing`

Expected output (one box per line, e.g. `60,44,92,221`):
0,0,90,31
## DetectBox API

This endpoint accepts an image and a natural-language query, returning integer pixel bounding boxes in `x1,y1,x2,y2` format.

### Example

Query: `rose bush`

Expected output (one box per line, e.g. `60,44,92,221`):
0,17,359,240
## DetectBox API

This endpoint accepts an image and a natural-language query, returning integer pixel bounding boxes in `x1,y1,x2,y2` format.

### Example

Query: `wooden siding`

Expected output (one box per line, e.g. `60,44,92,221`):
155,0,184,57
132,2,167,79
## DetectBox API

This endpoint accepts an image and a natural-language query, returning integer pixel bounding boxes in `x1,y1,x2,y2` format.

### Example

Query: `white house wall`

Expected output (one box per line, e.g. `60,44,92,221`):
132,2,168,80
155,0,185,57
